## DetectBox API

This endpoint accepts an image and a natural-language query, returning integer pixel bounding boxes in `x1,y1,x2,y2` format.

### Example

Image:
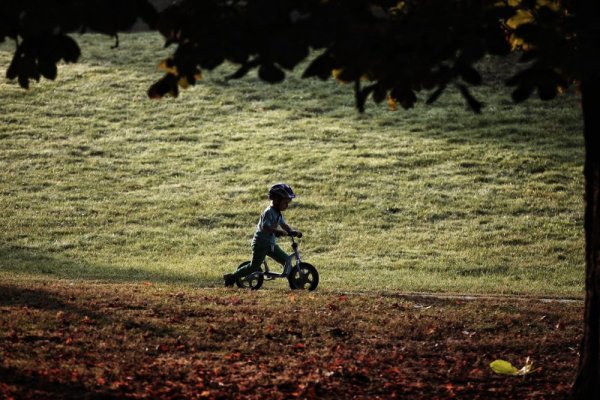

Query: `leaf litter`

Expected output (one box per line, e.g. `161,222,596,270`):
0,281,582,399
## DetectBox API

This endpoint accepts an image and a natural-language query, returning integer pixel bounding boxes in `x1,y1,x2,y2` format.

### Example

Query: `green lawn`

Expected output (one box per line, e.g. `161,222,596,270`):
0,32,585,296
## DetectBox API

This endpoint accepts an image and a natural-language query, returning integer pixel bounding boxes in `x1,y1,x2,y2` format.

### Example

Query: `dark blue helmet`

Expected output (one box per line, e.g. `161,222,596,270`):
268,183,296,200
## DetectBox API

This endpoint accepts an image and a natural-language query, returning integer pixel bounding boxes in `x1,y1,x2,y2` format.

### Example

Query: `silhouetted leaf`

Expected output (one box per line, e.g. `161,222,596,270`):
512,84,535,102
272,39,309,70
390,86,416,110
302,53,333,80
537,5,560,25
458,42,485,65
226,59,260,80
458,65,482,86
158,58,177,74
59,35,81,63
514,23,542,45
258,64,285,83
426,85,446,105
486,4,515,20
457,84,483,113
135,0,159,28
355,82,375,113
372,84,387,104
147,73,178,99
485,28,511,56
110,34,120,49
519,51,537,62
335,67,361,83
18,73,29,89
6,52,19,80
538,84,558,101
39,61,57,80
506,69,533,87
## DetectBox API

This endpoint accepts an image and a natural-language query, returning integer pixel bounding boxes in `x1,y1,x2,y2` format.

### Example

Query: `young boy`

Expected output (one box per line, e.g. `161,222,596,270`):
224,183,302,287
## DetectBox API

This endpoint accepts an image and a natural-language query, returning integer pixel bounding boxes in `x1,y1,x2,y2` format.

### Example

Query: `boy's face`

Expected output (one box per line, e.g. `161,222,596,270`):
275,198,291,211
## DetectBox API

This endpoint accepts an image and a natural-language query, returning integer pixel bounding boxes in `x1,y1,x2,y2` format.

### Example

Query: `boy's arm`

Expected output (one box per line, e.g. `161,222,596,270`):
281,223,302,237
262,223,296,237
262,222,288,237
280,223,292,234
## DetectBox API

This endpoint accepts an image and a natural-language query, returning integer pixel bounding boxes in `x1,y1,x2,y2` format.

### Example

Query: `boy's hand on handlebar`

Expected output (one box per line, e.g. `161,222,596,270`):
289,230,303,238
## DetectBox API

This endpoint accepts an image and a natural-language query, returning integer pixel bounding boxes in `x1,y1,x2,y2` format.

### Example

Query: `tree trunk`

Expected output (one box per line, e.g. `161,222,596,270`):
571,77,600,399
570,0,600,396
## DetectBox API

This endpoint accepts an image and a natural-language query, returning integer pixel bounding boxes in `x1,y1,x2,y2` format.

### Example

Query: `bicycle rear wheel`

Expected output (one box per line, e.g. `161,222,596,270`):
235,261,264,290
288,262,319,291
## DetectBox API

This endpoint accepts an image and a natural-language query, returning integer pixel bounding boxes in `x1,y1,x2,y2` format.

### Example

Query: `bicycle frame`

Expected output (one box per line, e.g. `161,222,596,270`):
236,234,318,291
267,236,301,279
250,236,302,281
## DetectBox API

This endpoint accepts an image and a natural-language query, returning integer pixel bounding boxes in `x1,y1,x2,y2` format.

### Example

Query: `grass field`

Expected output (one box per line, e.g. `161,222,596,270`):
0,32,585,296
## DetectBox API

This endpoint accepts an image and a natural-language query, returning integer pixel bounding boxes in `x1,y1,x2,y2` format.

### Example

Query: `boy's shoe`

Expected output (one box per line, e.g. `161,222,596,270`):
223,274,236,287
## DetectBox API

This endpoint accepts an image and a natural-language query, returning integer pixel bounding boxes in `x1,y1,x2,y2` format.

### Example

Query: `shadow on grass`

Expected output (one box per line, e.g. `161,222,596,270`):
0,283,184,399
0,283,180,336
0,245,217,287
0,365,97,400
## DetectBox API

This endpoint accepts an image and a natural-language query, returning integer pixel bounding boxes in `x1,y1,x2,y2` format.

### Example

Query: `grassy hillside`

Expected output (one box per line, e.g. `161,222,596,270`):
0,32,584,296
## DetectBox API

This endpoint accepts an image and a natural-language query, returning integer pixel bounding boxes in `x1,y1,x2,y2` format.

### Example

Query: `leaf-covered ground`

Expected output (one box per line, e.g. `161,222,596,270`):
0,281,581,399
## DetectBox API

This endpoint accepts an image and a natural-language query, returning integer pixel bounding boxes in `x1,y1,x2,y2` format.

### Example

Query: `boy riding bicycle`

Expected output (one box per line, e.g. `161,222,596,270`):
224,183,302,287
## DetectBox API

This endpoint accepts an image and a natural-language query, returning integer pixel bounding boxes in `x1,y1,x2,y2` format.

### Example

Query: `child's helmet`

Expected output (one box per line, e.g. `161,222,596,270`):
269,183,296,200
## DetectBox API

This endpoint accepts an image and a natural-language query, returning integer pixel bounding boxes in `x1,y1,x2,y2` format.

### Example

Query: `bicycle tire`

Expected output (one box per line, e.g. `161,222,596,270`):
288,262,319,291
235,261,264,290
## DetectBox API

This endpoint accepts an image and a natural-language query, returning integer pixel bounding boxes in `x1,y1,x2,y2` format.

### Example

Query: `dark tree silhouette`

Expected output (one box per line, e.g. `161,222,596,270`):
2,0,599,397
0,0,157,88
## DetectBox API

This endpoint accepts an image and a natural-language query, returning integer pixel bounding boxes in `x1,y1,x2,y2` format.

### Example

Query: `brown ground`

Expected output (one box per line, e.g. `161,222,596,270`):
0,281,582,399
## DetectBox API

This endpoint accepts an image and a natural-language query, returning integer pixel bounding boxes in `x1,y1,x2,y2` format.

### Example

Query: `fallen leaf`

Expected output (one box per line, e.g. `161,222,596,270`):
156,344,170,353
288,293,297,304
555,322,563,330
490,357,534,376
490,359,519,375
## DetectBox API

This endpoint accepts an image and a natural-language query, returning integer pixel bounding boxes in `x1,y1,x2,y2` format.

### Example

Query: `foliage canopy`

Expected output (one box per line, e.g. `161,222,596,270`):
1,0,583,113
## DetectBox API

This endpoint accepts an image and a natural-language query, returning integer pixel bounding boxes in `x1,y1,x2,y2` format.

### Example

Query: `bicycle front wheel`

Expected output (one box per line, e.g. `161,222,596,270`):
288,262,319,291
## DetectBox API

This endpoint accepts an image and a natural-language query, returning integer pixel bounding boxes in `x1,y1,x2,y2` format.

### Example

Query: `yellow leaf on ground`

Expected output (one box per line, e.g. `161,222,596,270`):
490,360,520,375
490,358,535,376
